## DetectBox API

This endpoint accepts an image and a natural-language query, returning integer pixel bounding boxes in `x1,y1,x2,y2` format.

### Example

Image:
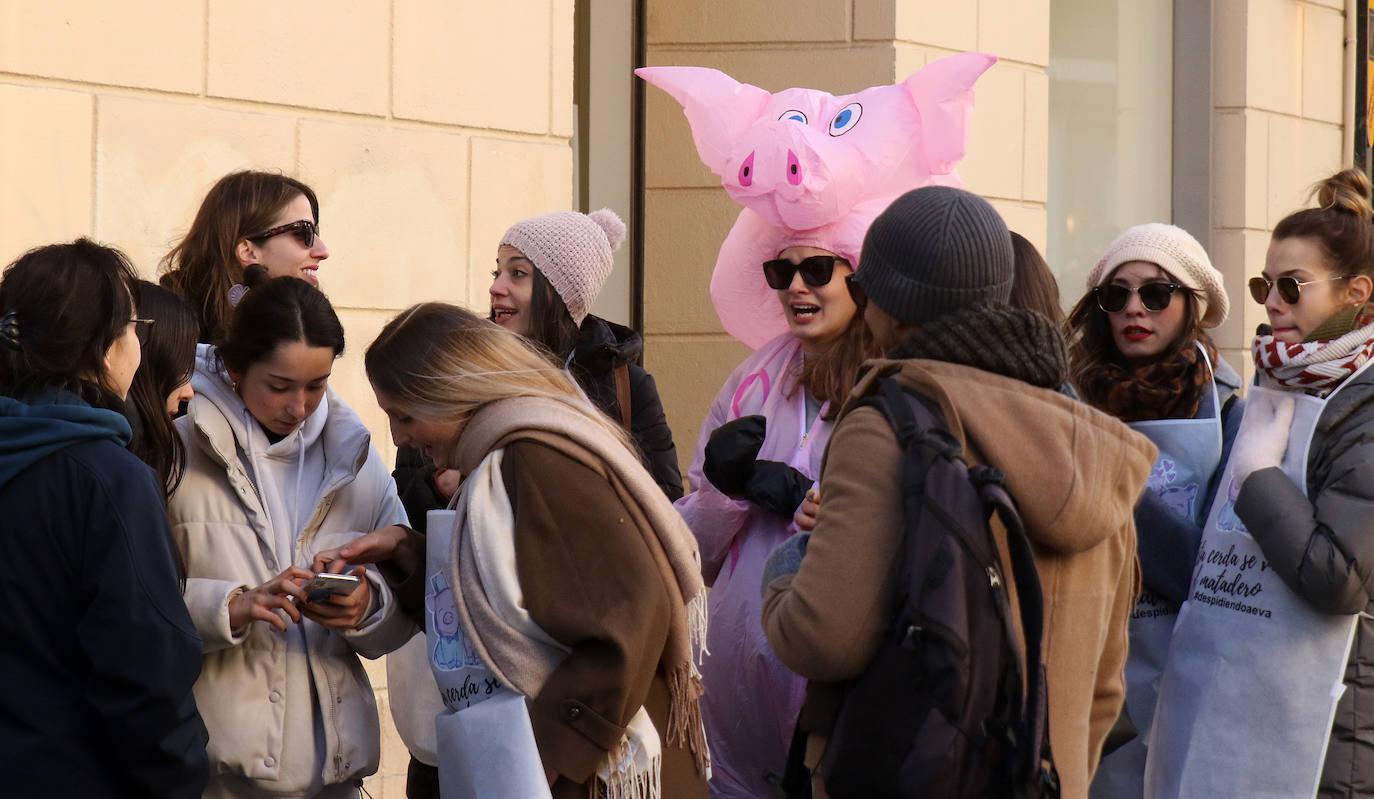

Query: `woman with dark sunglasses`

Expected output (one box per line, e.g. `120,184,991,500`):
675,221,878,796
1147,169,1374,798
1062,223,1238,799
160,170,329,346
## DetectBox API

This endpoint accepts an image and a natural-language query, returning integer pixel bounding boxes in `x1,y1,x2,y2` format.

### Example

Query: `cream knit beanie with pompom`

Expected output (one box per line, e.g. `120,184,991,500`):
1085,222,1229,329
500,208,627,326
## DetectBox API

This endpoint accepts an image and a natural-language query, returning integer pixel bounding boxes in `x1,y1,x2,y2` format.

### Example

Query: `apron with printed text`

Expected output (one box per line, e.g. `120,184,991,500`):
1144,371,1367,799
1092,347,1223,799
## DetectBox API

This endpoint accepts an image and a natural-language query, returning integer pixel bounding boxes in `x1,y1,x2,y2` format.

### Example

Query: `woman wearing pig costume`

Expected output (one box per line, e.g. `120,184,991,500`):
638,51,996,798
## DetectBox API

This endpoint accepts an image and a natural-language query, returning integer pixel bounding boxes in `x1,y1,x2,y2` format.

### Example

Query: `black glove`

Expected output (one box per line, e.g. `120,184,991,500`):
704,415,766,496
745,460,813,518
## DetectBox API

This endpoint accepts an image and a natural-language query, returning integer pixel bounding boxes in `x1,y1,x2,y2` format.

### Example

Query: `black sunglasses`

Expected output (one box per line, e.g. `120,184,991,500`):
247,219,319,249
845,274,867,307
762,255,840,290
1093,282,1182,313
1248,274,1348,305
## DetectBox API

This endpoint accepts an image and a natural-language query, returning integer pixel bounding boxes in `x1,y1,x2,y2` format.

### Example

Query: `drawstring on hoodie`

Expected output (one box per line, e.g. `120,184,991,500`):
240,406,305,562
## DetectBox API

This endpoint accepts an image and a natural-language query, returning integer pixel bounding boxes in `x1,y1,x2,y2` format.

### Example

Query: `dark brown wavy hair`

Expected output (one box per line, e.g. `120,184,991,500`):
160,170,319,347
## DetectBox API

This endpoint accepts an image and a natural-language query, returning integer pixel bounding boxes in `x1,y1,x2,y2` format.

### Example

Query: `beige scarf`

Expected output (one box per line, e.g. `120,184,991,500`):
447,396,711,778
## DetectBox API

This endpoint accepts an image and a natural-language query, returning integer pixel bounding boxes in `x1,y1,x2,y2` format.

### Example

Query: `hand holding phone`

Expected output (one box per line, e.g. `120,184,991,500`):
299,566,373,630
228,566,313,632
305,572,361,603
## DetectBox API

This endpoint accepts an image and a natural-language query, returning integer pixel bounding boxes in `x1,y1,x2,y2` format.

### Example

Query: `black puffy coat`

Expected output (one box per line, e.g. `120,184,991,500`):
1237,366,1374,798
394,315,683,531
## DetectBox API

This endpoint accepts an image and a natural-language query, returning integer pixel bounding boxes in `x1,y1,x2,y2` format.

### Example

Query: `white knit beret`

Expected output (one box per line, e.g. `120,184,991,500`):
1085,222,1229,329
500,208,627,326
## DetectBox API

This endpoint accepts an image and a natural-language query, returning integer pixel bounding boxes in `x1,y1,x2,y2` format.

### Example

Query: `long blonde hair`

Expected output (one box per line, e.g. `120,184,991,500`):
365,302,632,453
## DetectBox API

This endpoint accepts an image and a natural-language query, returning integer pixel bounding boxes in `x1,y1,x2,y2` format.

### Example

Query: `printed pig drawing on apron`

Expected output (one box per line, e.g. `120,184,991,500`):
1145,361,1371,799
1092,345,1223,799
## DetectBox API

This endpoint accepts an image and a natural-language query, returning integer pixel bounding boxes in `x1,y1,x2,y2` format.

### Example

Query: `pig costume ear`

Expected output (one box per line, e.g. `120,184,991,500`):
905,51,998,175
639,53,996,349
635,66,771,176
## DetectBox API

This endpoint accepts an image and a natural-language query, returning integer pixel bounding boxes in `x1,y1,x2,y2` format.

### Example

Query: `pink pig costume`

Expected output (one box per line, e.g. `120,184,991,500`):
639,52,995,797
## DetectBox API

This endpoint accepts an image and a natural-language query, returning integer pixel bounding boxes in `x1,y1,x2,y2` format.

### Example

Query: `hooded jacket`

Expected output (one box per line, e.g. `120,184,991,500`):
0,392,208,798
393,314,683,530
761,358,1156,799
170,346,414,794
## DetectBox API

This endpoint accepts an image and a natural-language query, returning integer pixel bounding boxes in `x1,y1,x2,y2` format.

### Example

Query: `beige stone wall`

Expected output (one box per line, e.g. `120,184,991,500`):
642,0,1050,474
1209,0,1348,379
0,2,574,794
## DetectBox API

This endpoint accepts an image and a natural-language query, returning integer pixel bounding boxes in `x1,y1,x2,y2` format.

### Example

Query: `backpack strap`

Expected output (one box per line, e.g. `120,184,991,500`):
613,363,633,431
858,378,958,621
979,474,1058,796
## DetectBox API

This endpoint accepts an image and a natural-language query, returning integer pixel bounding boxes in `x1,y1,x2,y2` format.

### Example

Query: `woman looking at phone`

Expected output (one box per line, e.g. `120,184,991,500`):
319,303,710,797
169,270,412,798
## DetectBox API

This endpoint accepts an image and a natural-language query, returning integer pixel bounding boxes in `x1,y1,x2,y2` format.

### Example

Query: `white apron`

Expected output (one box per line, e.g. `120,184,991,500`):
425,472,552,799
1144,370,1368,799
1092,347,1223,799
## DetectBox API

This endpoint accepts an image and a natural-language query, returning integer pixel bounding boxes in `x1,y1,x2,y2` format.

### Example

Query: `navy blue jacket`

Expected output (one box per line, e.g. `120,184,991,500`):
0,393,208,798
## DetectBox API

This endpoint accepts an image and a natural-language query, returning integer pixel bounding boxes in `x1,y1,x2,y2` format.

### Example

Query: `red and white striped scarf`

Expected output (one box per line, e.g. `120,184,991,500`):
1253,317,1374,396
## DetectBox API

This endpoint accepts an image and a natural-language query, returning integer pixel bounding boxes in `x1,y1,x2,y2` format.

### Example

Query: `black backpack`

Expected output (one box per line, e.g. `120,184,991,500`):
809,376,1059,799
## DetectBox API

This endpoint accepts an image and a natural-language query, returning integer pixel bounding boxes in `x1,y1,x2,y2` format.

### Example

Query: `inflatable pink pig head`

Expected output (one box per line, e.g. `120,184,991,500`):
638,52,996,348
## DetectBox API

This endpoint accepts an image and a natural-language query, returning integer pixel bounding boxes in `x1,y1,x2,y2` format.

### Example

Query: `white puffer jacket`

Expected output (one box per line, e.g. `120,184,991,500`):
170,346,414,794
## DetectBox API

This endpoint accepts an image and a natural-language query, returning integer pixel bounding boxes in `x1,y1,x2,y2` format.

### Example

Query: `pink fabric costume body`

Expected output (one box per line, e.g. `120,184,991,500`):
675,333,833,798
642,52,996,797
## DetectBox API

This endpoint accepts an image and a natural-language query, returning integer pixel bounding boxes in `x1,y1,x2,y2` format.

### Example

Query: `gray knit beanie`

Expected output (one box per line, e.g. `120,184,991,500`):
500,208,627,325
853,186,1014,325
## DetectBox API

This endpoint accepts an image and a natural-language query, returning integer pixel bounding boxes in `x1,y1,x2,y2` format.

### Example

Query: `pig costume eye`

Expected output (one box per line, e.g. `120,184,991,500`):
779,110,807,124
829,103,862,136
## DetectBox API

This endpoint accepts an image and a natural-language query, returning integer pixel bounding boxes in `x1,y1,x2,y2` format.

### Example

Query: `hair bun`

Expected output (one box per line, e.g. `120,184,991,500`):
1314,168,1374,221
241,264,271,289
588,208,627,252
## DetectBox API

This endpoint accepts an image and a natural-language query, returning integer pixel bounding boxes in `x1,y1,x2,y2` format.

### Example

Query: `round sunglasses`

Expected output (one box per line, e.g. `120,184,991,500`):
762,255,840,290
1248,274,1349,305
247,219,319,249
1092,282,1183,313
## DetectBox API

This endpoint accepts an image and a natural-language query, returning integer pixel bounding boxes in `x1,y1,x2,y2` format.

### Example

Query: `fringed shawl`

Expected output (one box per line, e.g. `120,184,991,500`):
448,396,711,777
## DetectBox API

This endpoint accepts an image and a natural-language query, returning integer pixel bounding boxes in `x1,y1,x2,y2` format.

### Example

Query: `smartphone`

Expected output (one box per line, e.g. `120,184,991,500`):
305,572,361,603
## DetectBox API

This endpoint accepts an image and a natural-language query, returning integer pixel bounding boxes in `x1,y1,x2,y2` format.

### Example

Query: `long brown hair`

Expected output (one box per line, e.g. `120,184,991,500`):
160,170,319,347
1009,232,1065,326
125,281,197,499
793,310,878,420
1273,168,1374,279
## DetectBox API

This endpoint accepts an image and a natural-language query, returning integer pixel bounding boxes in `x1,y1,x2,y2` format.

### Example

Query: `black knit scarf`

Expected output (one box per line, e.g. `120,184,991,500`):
887,304,1070,389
